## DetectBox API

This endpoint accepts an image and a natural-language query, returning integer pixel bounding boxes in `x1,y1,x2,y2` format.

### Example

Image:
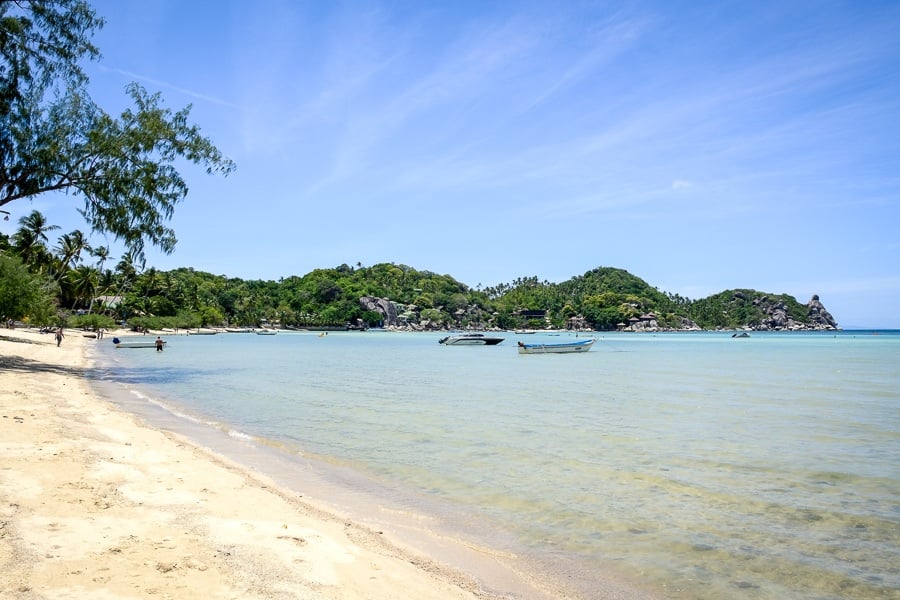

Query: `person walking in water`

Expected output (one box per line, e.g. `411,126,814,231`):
155,336,164,352
55,327,64,347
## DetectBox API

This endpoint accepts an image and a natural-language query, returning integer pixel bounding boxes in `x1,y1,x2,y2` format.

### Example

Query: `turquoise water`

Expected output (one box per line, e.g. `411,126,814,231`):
89,330,900,599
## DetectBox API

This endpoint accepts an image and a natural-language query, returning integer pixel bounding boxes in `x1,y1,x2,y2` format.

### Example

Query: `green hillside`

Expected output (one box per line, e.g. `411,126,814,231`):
2,232,837,332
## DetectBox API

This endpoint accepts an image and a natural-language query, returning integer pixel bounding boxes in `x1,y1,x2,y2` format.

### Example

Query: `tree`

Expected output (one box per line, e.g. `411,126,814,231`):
85,243,109,313
90,244,109,272
1,1,234,258
52,228,90,279
0,253,55,323
12,209,58,270
198,305,224,327
67,263,97,308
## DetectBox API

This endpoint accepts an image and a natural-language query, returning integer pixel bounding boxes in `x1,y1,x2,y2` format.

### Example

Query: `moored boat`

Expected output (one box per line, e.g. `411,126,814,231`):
256,329,278,335
112,337,166,349
517,338,595,354
438,333,505,346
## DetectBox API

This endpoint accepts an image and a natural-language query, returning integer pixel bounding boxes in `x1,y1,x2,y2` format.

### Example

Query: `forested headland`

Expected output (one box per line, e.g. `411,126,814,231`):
0,215,839,332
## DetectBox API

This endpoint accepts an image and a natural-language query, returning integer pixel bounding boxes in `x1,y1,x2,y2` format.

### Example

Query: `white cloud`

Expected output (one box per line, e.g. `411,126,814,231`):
97,65,248,111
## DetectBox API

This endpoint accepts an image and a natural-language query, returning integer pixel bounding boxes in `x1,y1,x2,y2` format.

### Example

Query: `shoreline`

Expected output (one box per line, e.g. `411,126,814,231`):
1,328,651,599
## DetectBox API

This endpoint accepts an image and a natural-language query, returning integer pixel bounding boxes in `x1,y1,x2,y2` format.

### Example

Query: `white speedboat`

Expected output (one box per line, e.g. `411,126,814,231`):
438,333,504,346
517,338,594,354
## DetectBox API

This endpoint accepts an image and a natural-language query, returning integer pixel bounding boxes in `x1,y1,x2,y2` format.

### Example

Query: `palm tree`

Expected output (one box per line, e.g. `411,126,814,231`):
68,265,99,310
115,249,145,287
109,249,144,321
13,210,59,271
53,230,91,280
90,245,110,273
85,245,111,314
134,267,163,315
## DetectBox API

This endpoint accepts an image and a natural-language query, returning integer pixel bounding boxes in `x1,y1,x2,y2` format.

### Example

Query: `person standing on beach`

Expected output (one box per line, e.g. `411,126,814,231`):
55,327,64,347
155,336,164,352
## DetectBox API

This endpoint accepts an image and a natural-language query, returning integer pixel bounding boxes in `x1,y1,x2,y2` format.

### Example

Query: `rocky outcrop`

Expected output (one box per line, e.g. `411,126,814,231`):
359,296,399,327
756,294,838,331
757,298,790,330
676,316,702,331
807,294,838,329
361,292,837,333
621,313,700,332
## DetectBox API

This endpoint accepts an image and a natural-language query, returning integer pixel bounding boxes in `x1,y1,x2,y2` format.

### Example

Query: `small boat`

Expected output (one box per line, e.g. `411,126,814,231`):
438,333,504,346
225,327,253,333
112,337,166,349
188,329,218,335
732,332,750,338
256,329,278,335
517,338,595,354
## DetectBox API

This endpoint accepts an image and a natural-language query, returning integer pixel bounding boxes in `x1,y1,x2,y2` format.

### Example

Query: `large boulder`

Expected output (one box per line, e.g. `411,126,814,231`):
359,296,399,327
758,295,838,330
761,301,789,330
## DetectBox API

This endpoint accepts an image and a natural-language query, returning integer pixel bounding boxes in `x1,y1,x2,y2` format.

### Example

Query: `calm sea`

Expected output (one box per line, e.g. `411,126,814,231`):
87,330,900,599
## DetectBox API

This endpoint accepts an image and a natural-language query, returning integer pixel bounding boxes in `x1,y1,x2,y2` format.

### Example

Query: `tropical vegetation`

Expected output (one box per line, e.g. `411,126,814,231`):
0,210,823,332
1,0,234,259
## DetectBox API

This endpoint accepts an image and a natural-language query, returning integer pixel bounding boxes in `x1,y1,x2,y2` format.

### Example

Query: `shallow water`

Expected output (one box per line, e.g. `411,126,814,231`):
88,330,900,599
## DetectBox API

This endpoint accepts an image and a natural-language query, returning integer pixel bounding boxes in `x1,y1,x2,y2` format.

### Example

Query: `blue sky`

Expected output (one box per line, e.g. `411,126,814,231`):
3,1,899,328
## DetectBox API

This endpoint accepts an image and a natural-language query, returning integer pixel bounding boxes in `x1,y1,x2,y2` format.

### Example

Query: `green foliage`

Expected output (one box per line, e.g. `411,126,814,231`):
360,310,384,326
0,0,101,110
558,267,671,309
269,263,473,327
0,253,56,322
197,305,224,327
68,313,115,330
175,310,201,330
11,210,58,273
485,268,671,330
1,1,234,258
581,304,627,330
419,308,448,326
413,293,434,308
689,289,811,329
2,209,825,331
128,311,200,331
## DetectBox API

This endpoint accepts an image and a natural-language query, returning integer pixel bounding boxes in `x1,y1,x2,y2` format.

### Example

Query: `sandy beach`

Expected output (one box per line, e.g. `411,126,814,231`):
0,328,603,600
